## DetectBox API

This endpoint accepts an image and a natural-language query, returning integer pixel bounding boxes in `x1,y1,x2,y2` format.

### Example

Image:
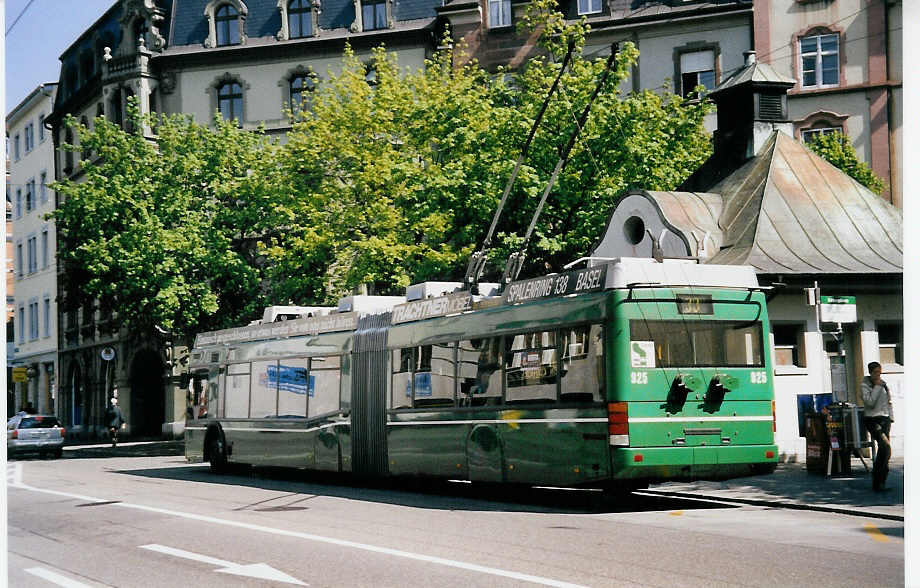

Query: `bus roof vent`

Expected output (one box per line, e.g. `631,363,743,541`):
337,295,406,314
405,282,464,301
261,306,334,323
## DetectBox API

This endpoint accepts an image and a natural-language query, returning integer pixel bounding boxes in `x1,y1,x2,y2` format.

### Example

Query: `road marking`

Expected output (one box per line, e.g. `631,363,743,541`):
668,510,684,516
24,567,92,588
863,524,890,543
7,462,23,485
12,482,586,588
141,544,306,585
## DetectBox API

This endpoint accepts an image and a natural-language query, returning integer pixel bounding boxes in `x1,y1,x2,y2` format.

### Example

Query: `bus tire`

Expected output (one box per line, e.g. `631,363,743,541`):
208,433,228,474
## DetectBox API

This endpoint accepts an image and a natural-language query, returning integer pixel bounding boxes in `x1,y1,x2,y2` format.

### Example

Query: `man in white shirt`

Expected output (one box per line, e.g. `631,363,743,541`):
860,361,893,492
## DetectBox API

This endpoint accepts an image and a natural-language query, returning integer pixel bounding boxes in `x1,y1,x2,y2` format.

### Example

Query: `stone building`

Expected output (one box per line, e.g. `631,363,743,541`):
45,0,449,438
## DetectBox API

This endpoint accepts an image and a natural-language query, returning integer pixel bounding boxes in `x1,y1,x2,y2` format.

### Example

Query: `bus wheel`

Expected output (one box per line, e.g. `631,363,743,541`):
208,435,228,474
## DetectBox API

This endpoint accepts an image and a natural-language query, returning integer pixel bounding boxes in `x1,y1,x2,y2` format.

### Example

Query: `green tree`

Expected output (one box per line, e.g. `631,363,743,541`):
806,131,887,195
51,102,281,343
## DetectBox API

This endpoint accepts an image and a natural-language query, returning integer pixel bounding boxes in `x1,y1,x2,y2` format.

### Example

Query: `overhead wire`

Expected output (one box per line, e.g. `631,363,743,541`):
6,0,37,35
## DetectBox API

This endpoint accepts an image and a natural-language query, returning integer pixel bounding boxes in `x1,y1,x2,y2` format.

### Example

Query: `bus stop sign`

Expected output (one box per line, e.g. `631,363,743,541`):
819,295,856,323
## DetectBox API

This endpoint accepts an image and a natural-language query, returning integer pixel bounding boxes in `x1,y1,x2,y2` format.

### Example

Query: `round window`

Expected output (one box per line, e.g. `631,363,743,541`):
623,216,646,245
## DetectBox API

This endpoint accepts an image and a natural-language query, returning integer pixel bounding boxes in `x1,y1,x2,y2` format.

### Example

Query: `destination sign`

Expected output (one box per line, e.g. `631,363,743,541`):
503,265,607,305
195,311,358,347
391,291,473,324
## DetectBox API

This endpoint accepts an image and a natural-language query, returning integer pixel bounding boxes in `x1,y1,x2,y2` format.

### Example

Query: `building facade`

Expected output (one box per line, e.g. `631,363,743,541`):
754,0,902,206
7,83,59,417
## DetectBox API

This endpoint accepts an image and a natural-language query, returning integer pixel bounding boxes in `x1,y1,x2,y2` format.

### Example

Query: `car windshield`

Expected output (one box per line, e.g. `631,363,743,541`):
18,416,61,429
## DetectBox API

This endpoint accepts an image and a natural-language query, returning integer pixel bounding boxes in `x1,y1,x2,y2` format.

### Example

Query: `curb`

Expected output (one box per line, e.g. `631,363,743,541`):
639,488,904,522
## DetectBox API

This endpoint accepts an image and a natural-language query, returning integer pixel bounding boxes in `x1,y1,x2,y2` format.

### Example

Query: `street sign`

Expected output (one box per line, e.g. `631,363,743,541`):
819,295,856,323
12,367,28,382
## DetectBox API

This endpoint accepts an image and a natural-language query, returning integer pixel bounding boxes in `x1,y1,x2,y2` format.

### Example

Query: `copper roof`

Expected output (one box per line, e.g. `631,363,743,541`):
643,132,902,274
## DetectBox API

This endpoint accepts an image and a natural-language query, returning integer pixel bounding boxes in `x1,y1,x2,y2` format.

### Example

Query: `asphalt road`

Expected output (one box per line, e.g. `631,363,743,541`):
6,446,904,587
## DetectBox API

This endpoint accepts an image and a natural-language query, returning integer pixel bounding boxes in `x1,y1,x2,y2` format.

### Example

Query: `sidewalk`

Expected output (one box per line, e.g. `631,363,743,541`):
644,456,904,521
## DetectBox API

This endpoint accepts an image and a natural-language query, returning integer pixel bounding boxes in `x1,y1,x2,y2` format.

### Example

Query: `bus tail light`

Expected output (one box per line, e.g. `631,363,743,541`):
608,402,629,445
772,401,776,433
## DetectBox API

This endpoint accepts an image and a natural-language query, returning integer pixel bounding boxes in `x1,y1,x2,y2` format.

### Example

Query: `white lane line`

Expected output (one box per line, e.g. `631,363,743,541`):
24,567,92,588
13,483,586,588
7,462,23,485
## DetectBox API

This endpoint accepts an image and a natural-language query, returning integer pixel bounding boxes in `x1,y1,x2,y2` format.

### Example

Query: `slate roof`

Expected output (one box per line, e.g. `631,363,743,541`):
648,132,902,274
169,0,441,47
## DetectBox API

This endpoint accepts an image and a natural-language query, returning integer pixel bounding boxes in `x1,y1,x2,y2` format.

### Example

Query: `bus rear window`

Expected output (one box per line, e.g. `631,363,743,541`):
630,320,764,367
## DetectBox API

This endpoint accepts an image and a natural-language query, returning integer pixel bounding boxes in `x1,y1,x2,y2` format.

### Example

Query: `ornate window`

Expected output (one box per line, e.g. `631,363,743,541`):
351,0,390,32
289,0,313,38
204,0,248,48
795,110,849,143
218,82,243,121
799,32,839,88
216,5,241,45
290,74,316,112
363,0,386,30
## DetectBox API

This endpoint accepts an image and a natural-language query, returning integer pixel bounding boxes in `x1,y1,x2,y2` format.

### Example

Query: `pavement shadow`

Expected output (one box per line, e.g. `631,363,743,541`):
62,441,185,459
655,460,903,509
114,462,742,516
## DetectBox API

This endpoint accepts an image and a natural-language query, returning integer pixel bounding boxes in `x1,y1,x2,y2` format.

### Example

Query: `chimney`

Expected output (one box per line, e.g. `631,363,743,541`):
708,51,796,163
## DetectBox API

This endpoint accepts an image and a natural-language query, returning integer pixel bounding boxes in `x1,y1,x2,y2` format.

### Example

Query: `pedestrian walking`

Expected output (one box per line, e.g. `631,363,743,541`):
105,397,125,447
861,361,893,492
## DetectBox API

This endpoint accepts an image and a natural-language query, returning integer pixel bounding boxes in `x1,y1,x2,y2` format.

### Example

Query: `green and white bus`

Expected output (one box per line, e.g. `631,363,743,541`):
185,258,777,490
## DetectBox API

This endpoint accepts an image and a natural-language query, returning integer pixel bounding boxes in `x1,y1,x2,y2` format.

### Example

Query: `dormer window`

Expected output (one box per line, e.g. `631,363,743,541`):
216,5,241,45
288,0,313,38
351,0,389,32
577,0,601,16
362,0,386,31
204,0,248,48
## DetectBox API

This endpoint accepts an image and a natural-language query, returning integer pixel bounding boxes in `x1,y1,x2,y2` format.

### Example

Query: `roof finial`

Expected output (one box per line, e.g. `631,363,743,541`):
744,50,756,66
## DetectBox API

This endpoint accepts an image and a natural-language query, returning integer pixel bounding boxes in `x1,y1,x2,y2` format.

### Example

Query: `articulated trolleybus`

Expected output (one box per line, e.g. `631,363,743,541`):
186,258,778,490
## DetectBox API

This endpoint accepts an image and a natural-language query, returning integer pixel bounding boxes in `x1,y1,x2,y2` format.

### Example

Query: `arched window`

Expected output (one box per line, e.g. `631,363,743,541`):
215,4,241,46
218,82,243,121
290,74,315,113
288,0,312,38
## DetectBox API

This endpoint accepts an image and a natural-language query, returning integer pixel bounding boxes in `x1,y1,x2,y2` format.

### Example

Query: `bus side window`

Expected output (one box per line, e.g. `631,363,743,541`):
391,349,413,409
309,355,341,418
560,325,604,403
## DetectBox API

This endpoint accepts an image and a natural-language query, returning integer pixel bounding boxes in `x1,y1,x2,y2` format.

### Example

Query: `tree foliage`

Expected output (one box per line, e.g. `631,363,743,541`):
52,103,280,342
806,131,887,195
53,2,715,336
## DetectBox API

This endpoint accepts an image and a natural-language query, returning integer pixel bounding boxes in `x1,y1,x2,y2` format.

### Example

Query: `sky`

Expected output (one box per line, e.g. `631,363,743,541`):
5,0,115,113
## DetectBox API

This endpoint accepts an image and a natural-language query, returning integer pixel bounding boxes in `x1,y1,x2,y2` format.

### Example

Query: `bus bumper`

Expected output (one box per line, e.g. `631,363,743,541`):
611,444,779,482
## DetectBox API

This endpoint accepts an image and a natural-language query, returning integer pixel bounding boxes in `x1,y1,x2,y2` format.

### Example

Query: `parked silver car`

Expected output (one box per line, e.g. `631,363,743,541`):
7,414,65,459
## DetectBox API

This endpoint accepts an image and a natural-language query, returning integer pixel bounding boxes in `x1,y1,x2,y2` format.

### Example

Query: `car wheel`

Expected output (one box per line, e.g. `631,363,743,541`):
208,435,228,474
53,448,63,459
